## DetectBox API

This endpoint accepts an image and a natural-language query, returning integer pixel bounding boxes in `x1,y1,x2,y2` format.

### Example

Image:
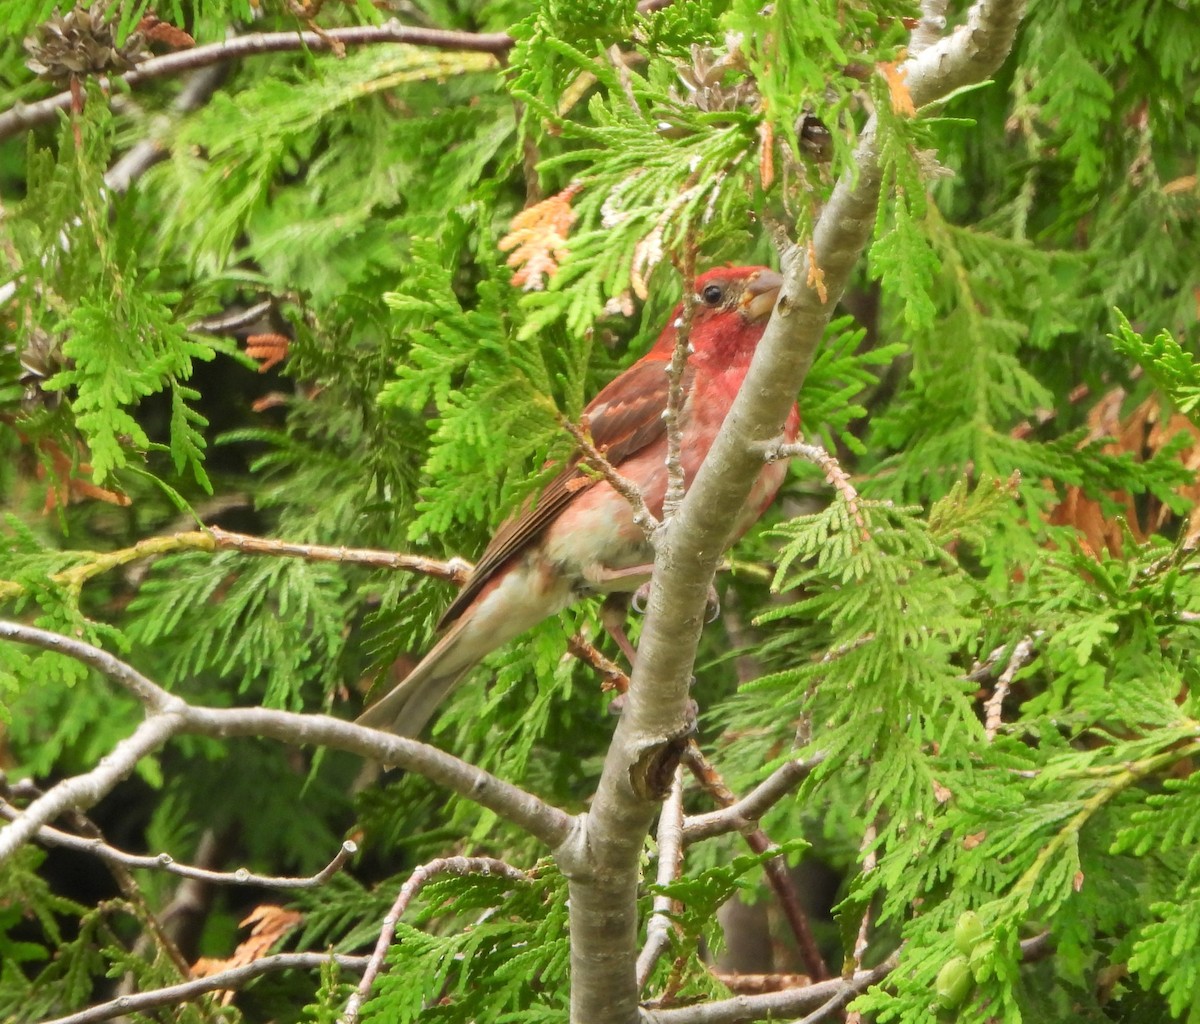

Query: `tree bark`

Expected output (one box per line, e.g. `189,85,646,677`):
561,2,1028,1020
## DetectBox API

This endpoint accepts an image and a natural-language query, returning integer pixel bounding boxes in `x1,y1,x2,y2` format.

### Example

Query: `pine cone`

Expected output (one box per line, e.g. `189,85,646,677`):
15,326,66,411
24,4,147,86
673,40,758,114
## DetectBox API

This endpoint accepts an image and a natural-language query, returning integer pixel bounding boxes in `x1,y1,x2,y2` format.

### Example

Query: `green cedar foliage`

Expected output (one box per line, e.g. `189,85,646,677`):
1,0,1200,1022
364,864,570,1023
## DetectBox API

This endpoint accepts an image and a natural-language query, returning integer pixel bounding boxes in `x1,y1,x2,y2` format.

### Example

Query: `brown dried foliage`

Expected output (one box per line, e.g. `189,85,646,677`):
1048,389,1200,556
192,905,303,1004
499,183,581,291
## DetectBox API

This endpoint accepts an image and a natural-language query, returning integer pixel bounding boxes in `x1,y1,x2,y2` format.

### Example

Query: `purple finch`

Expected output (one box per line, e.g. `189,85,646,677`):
358,266,797,736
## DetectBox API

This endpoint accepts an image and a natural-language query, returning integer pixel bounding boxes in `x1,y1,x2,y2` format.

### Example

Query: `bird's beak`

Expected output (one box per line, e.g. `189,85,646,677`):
740,269,783,322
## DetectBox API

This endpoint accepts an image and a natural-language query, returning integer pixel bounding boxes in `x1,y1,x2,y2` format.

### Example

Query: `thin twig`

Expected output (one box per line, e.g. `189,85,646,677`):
4,806,356,889
983,635,1036,740
636,768,687,989
842,822,878,1024
208,526,473,582
105,62,229,193
642,933,1053,1023
606,43,642,114
965,632,1042,683
791,954,895,1024
1,0,680,142
851,824,877,972
683,743,830,981
663,247,699,519
341,856,531,1024
193,299,275,334
0,621,177,709
0,715,184,865
0,778,192,976
709,970,812,993
567,632,631,692
641,954,896,1023
559,414,660,539
763,440,868,540
682,754,825,843
43,953,370,1024
0,527,471,604
122,828,229,987
0,21,510,141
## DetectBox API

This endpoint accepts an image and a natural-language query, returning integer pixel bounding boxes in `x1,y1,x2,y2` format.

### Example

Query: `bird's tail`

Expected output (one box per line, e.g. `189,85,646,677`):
355,621,478,738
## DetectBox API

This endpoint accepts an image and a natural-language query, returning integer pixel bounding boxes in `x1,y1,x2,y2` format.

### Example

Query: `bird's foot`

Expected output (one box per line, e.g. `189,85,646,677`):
600,594,638,666
705,584,721,623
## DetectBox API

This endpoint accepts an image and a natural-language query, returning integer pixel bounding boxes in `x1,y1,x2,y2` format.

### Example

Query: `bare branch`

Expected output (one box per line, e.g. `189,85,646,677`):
681,753,825,843
683,744,829,981
0,712,184,864
1,777,192,976
641,954,898,1024
0,621,178,710
5,806,357,889
104,63,228,193
1019,930,1053,962
573,1,1026,1011
644,932,1053,1024
342,856,531,1024
193,299,275,334
965,632,1042,683
983,634,1036,740
844,822,879,1024
0,627,574,864
560,413,660,539
0,21,510,141
37,703,574,856
44,953,370,1024
636,768,686,989
762,440,868,540
709,971,813,993
208,526,472,582
790,956,893,1024
4,0,674,145
567,631,631,693
0,527,471,604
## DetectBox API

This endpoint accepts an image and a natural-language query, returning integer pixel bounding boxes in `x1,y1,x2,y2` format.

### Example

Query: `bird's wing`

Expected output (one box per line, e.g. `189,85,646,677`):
437,355,682,629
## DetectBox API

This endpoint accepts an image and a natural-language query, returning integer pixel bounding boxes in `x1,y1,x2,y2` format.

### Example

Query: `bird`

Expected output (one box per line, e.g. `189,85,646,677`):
357,265,798,737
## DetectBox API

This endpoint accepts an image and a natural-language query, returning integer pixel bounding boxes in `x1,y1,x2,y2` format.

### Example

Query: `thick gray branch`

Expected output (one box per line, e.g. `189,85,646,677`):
186,707,575,847
0,713,185,863
0,621,178,711
0,625,573,863
565,2,1026,1021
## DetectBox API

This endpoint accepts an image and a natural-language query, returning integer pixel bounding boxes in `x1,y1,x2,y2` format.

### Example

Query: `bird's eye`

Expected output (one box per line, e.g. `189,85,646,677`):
700,283,724,306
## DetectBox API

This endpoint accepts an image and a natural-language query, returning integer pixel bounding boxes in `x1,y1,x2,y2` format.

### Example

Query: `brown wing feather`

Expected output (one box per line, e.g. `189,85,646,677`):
437,357,680,628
